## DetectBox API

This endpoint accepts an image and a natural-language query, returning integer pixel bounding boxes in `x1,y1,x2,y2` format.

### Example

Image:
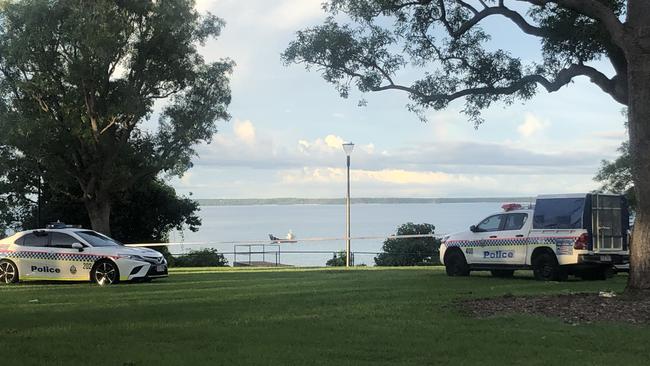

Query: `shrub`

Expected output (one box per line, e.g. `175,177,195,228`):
374,223,441,266
172,248,228,267
326,251,347,266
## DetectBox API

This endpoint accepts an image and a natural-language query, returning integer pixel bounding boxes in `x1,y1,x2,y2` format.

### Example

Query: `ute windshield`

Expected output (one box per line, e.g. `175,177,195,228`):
76,231,123,247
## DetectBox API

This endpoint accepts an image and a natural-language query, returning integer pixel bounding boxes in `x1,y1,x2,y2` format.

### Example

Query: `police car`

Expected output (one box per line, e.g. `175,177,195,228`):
439,194,630,281
0,224,168,285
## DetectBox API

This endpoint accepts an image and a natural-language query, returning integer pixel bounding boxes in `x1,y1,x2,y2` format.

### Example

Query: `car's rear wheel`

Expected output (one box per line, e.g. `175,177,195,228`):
92,260,119,286
445,250,470,277
0,260,19,284
532,252,567,281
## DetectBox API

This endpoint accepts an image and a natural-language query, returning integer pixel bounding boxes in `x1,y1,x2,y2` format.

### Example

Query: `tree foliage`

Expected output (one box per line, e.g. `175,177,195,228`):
375,222,441,266
595,141,635,209
283,0,628,126
0,0,232,234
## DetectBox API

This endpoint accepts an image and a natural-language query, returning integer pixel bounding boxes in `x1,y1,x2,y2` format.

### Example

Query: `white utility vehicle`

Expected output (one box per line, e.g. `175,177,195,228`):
0,223,167,285
439,194,630,280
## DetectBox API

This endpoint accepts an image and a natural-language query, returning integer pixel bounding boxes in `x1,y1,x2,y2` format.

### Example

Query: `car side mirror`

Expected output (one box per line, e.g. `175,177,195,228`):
470,225,478,233
71,243,84,252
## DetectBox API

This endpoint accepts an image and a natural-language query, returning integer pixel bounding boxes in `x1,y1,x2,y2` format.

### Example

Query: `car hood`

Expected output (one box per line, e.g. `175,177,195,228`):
445,230,472,240
90,246,163,257
119,246,163,257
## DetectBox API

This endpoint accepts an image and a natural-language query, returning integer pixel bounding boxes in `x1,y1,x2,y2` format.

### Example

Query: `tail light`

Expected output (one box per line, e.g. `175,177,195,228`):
574,233,589,250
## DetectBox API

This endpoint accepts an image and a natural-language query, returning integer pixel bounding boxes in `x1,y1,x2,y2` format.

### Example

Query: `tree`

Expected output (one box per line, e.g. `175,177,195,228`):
595,140,636,209
0,146,39,236
375,223,441,266
283,0,650,291
0,0,232,235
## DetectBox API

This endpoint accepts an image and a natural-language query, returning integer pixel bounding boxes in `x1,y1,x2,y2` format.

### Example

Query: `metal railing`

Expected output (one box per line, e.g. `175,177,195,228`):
124,234,441,267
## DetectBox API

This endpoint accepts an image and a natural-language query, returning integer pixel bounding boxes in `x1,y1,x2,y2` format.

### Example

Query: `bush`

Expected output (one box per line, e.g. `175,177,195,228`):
326,251,347,266
374,222,441,266
172,248,228,267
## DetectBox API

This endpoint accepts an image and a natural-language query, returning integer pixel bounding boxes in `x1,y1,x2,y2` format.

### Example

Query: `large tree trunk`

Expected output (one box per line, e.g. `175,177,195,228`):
626,44,650,291
84,198,112,236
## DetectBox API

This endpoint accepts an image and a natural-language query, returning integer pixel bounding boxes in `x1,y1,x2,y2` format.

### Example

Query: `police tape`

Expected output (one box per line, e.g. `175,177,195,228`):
124,234,444,247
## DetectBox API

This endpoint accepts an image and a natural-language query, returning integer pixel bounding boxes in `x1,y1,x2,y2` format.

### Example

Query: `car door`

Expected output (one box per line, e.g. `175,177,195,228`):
49,232,91,280
14,231,58,280
495,213,529,265
471,214,506,264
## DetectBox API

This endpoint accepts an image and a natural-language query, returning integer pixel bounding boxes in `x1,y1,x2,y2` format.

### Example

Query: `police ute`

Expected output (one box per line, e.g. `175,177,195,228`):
0,223,168,285
439,194,630,281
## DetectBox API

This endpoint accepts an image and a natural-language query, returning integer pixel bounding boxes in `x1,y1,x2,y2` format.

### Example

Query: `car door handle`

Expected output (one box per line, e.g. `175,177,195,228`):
516,235,524,237
489,235,497,239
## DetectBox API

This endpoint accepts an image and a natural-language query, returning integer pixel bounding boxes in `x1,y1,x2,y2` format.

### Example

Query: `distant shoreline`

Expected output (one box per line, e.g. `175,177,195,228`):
196,197,534,206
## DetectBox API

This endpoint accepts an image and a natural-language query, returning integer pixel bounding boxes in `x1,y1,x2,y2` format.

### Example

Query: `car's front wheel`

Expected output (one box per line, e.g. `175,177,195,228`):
445,250,470,277
0,260,19,284
91,260,120,286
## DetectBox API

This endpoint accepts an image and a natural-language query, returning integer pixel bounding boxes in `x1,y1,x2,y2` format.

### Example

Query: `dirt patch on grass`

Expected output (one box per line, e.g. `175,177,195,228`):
461,292,650,325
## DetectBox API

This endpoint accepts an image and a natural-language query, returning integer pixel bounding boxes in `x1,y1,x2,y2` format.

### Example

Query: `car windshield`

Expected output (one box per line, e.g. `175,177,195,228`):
76,231,123,247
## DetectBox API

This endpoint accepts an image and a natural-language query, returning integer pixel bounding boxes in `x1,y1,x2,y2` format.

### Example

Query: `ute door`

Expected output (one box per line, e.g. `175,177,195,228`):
471,214,506,264
495,213,529,265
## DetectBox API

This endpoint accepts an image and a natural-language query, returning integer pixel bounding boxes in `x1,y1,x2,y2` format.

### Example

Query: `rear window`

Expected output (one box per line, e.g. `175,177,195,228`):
18,232,49,247
534,198,585,229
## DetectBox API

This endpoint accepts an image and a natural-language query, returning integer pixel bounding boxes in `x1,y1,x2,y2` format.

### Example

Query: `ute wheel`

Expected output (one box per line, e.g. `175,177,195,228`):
445,251,470,277
91,260,120,286
533,252,567,281
0,260,19,284
490,269,515,278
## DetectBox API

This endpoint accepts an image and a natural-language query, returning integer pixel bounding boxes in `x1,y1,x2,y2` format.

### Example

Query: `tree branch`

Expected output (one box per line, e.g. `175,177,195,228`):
441,1,549,39
519,0,626,47
369,63,626,105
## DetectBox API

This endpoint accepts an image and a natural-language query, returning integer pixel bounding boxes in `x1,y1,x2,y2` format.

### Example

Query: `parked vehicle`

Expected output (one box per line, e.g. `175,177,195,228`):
439,194,630,280
0,223,167,285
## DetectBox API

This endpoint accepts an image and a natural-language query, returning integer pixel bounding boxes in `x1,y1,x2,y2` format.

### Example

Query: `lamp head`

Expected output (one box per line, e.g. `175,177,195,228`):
342,142,355,156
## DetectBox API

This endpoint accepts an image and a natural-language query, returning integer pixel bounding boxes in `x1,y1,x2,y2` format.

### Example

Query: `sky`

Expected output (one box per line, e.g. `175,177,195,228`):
167,0,627,199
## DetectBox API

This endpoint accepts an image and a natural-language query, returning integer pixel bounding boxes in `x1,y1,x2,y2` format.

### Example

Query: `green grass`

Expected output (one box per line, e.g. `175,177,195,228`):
1,267,648,365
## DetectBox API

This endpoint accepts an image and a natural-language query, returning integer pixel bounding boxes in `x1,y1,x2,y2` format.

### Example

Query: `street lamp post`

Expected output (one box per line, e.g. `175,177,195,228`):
342,142,355,267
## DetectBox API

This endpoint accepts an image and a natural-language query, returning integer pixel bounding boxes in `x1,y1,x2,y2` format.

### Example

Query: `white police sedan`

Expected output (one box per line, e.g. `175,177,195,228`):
0,225,167,285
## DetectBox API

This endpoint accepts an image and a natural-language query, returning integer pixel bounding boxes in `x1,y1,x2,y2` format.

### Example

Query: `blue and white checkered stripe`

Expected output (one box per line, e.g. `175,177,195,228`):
447,237,577,248
0,250,105,262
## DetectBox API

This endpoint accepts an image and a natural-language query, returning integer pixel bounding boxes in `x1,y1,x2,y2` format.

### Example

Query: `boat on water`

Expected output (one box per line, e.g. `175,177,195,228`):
269,230,297,243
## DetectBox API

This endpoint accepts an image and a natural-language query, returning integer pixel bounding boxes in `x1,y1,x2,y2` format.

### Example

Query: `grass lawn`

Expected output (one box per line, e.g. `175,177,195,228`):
1,267,648,365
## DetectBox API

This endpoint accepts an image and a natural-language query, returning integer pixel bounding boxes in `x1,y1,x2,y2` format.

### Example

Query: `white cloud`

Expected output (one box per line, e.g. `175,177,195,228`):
281,167,498,186
517,113,550,138
233,119,256,145
297,134,346,155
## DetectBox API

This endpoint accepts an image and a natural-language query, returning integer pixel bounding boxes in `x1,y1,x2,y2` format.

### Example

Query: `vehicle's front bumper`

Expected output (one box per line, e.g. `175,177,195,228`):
145,264,168,278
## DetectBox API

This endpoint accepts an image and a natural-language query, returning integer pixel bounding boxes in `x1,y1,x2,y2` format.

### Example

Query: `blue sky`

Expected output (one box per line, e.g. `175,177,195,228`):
169,0,627,199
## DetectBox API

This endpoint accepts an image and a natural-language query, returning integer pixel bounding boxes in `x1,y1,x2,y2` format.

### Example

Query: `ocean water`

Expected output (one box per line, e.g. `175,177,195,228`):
169,202,503,267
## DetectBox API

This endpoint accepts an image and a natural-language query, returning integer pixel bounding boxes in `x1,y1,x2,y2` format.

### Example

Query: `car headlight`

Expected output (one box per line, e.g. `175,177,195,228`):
119,254,146,262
